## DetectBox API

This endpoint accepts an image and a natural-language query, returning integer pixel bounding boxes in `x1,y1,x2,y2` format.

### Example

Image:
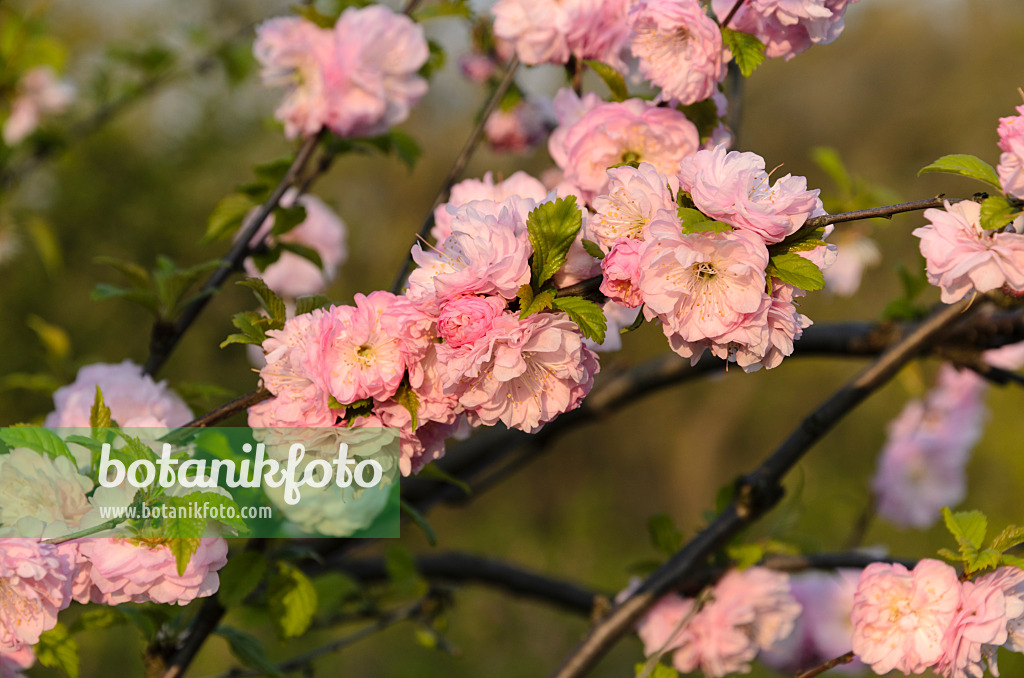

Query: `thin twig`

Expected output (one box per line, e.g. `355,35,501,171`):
549,298,974,678
721,0,747,28
389,55,521,294
794,651,855,678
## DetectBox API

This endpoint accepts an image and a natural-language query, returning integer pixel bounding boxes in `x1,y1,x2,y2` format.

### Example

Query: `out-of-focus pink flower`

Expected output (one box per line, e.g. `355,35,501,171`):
713,0,861,61
437,295,507,348
243,192,347,299
492,0,629,67
629,0,725,105
551,99,699,203
2,67,75,146
484,98,550,154
45,360,192,428
74,537,228,606
997,104,1024,200
914,199,1024,303
823,231,881,296
600,238,644,308
0,646,34,678
979,566,1024,663
589,162,677,251
679,145,823,243
983,340,1024,371
432,171,548,242
637,593,695,656
851,559,961,675
458,53,498,83
0,539,73,651
563,0,632,69
438,312,599,433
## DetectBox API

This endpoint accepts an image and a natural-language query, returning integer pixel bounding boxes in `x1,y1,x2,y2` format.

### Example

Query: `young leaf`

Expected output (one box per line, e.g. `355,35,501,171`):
581,239,605,260
0,425,75,462
720,28,766,78
35,623,80,678
681,219,732,235
519,286,556,319
552,296,607,344
90,386,113,429
647,514,683,557
979,195,1022,231
216,627,284,678
271,204,307,237
918,154,1002,190
767,253,826,291
268,561,318,639
204,193,256,243
942,507,987,566
159,496,206,575
218,550,268,607
989,525,1024,554
395,380,420,430
583,59,629,101
294,294,333,315
527,197,583,287
237,278,287,324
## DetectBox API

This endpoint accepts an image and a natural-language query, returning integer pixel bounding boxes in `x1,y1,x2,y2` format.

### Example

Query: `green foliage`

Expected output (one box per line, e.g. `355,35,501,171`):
89,386,112,429
271,204,307,237
939,508,1024,575
635,662,680,678
268,561,318,639
552,296,607,344
401,498,439,546
679,98,722,142
517,284,556,319
811,146,902,214
620,307,646,335
385,544,428,598
395,379,421,430
527,197,583,288
581,239,605,260
420,39,447,79
979,195,1023,231
647,514,684,557
36,623,80,678
720,28,766,78
584,59,629,102
918,154,1002,190
216,626,284,678
766,253,825,291
412,0,473,21
204,193,257,243
0,425,74,461
294,294,333,315
882,263,931,321
221,308,286,349
237,278,287,325
328,129,423,171
218,550,268,607
92,256,220,323
768,227,828,256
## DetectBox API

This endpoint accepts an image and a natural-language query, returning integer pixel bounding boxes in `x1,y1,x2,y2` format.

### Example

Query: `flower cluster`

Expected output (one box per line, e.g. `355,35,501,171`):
491,0,630,67
713,0,862,61
851,560,1024,678
997,103,1024,200
637,567,801,677
254,6,428,139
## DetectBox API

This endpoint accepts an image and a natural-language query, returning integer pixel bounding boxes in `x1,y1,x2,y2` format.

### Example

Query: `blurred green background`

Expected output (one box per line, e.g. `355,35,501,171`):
2,0,1024,676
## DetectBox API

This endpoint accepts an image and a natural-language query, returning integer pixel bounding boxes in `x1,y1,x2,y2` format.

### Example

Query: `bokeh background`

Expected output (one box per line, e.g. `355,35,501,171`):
2,0,1024,676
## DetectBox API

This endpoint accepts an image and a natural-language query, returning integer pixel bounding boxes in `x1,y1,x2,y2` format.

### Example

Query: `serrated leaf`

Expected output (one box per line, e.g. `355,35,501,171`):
678,98,721,141
583,59,628,102
294,294,333,315
216,627,284,678
918,154,1002,190
161,510,204,576
417,463,471,496
581,239,605,260
768,253,825,291
721,27,766,78
36,623,79,678
271,204,307,237
647,514,683,557
677,207,709,230
519,286,556,319
990,525,1024,554
942,507,987,565
1001,554,1024,568
218,550,267,607
204,193,256,243
269,561,318,639
682,219,732,234
254,156,296,185
237,278,287,324
90,386,112,429
552,296,607,344
90,283,160,314
179,492,249,534
979,195,1022,231
971,548,1003,573
0,425,74,461
527,197,583,287
938,547,961,563
400,499,438,546
395,380,420,430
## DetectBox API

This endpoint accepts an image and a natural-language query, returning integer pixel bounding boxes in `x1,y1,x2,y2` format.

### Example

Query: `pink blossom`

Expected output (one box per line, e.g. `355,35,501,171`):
0,647,33,678
637,593,695,656
914,199,1024,302
600,238,644,308
935,573,1022,678
639,219,771,364
983,340,1024,371
458,54,497,83
0,449,92,535
872,364,987,529
438,312,599,433
492,0,629,67
850,559,961,674
978,566,1024,659
679,145,824,243
563,0,632,69
713,0,861,61
74,537,228,605
484,98,550,154
0,539,73,651
997,104,1024,200
732,281,811,372
589,162,677,251
437,295,507,348
45,360,192,428
2,66,75,146
547,88,603,169
432,171,548,242
552,99,700,204
243,192,347,299
823,231,881,296
629,0,726,105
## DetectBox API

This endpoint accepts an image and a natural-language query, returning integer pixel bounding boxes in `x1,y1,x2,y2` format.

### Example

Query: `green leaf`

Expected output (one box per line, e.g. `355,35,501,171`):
395,380,420,431
635,662,680,678
768,252,825,291
1001,554,1024,569
90,283,160,314
36,623,80,678
583,59,628,102
416,463,471,496
581,239,605,260
366,129,423,171
419,39,446,79
291,4,336,28
160,503,205,576
721,28,766,78
216,627,283,678
681,219,732,234
527,197,583,287
647,514,683,557
727,543,765,570
278,242,324,270
412,0,472,20
518,285,556,319
620,307,646,334
989,525,1024,553
552,296,607,344
677,207,709,230
973,548,1003,573
218,550,268,607
271,204,307,237
942,507,988,571
178,491,249,534
401,499,438,546
678,98,721,141
979,195,1022,231
268,561,318,639
204,193,256,243
294,294,333,315
69,607,126,634
90,386,113,429
918,154,1002,190
254,156,295,185
0,425,74,461
811,146,853,196
237,278,287,324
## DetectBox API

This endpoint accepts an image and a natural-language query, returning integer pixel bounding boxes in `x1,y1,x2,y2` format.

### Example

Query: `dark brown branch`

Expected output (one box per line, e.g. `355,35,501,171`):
794,652,855,678
549,298,974,678
181,387,271,428
389,55,521,294
721,0,747,28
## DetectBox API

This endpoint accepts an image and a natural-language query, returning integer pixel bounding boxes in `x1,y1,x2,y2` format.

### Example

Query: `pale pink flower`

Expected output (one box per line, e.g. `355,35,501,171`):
639,218,771,364
432,171,548,242
563,0,632,69
824,231,881,296
713,0,861,61
935,573,1022,678
437,295,507,348
983,340,1024,371
872,364,987,529
492,0,629,67
588,162,677,251
0,539,73,651
600,238,644,308
552,99,700,204
997,104,1024,200
978,566,1024,660
629,0,726,105
484,98,550,154
243,192,347,299
679,145,824,243
548,88,604,170
74,537,228,606
0,647,34,678
438,312,599,433
2,67,75,146
637,593,695,656
732,282,811,372
45,360,192,428
914,199,1024,302
0,449,92,535
851,559,961,674
458,53,497,83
